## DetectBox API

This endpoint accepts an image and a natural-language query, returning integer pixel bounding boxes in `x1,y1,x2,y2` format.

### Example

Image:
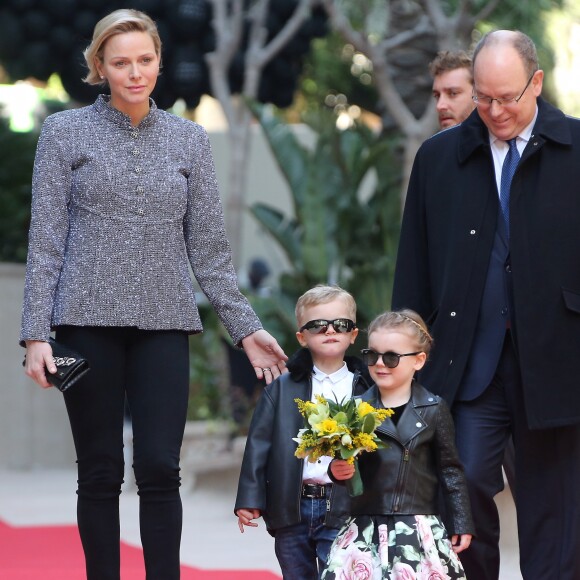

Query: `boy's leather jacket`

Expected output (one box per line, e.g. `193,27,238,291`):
336,381,475,535
234,348,371,533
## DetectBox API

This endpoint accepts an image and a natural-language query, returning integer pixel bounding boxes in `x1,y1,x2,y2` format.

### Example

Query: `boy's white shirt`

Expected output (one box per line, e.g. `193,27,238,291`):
302,362,354,485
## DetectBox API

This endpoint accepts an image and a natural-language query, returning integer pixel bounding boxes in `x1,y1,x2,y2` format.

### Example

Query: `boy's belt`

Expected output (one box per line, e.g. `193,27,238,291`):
301,483,332,498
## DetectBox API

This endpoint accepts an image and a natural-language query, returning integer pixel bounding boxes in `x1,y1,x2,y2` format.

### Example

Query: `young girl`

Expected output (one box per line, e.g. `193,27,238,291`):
322,310,473,579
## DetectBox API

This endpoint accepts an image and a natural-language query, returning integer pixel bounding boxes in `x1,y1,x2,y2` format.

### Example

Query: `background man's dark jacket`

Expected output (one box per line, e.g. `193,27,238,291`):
393,98,580,429
234,348,371,532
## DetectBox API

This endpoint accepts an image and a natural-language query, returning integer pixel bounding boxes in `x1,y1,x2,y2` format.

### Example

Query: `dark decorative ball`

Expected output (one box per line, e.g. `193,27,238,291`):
0,0,328,111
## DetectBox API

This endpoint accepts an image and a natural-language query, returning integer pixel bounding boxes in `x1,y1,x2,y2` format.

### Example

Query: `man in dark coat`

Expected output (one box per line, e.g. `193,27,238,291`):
392,30,580,580
430,49,518,495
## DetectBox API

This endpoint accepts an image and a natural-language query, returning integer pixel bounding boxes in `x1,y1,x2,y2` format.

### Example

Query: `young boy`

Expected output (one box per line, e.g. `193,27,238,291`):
234,285,371,579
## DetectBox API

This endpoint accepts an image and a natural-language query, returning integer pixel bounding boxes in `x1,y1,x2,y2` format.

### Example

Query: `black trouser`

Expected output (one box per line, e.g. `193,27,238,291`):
57,326,190,580
453,333,580,580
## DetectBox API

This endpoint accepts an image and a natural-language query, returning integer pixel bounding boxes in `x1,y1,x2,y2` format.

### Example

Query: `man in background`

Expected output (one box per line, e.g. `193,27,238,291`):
430,50,475,129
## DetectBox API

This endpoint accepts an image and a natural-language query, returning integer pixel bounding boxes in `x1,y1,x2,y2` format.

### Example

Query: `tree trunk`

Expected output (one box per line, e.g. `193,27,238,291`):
225,102,253,268
401,129,428,214
321,0,501,213
206,0,316,269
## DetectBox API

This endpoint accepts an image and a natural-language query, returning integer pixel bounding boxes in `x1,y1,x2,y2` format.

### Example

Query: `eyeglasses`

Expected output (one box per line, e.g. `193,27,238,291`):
299,318,356,334
361,349,422,368
472,71,536,108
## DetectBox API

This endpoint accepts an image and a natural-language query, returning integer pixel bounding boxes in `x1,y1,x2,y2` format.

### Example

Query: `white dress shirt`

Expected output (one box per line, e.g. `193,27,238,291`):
489,107,538,195
302,362,355,485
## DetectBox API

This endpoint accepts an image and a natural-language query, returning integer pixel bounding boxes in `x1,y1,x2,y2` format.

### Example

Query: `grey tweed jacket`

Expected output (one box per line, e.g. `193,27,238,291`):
20,95,262,344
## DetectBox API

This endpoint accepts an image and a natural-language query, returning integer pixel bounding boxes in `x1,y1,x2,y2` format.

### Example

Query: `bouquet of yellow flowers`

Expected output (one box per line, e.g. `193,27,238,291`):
293,395,393,496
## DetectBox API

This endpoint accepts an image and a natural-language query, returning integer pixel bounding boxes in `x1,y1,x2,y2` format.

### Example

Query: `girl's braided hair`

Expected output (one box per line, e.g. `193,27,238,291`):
367,309,433,356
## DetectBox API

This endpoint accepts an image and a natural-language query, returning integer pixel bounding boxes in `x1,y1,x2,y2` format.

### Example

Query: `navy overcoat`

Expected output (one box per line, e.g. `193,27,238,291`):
393,98,580,430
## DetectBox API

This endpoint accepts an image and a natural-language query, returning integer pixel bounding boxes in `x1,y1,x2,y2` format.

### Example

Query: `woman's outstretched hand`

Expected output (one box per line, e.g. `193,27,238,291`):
241,329,288,384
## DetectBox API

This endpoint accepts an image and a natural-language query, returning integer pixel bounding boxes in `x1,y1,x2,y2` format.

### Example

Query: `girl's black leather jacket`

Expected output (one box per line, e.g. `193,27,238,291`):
339,382,474,535
234,348,371,532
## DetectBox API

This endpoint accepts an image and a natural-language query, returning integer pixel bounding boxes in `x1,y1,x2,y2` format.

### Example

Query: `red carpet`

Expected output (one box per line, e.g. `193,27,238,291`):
0,519,279,579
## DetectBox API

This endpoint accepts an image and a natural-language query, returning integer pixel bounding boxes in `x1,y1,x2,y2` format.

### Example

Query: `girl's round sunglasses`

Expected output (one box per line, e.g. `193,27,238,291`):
299,318,356,334
361,349,422,368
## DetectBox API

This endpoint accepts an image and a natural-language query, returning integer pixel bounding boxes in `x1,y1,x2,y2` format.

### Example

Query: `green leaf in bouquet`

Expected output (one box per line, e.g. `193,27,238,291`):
339,447,357,460
346,401,357,420
362,413,376,434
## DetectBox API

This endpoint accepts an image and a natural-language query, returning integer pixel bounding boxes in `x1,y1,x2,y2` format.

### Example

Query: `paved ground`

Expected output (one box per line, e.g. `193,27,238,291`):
0,466,281,577
0,466,522,578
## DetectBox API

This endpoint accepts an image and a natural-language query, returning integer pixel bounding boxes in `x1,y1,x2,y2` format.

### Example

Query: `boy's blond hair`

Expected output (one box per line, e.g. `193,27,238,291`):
295,285,356,326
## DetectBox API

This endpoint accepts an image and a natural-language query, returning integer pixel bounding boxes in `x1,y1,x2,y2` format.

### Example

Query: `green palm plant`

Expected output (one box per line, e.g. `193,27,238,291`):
248,103,402,351
0,117,37,263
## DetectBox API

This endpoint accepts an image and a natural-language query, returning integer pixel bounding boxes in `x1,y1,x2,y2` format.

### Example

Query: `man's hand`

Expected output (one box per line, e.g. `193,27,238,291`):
241,329,288,385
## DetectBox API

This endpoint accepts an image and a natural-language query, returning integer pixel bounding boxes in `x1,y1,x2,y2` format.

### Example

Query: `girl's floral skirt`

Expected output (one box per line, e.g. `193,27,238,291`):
321,514,467,580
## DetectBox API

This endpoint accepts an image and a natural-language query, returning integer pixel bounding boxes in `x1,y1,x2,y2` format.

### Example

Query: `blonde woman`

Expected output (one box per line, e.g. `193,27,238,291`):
21,9,286,579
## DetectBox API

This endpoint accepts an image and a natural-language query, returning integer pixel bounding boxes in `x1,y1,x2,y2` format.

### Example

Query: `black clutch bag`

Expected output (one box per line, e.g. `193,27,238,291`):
23,338,90,392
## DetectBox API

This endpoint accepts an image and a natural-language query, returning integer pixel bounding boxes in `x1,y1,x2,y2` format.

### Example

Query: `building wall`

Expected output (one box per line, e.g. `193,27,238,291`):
209,125,294,287
0,263,76,468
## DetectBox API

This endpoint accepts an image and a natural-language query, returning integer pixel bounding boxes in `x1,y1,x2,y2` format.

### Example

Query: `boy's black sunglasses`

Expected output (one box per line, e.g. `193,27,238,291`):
361,348,422,368
299,318,356,334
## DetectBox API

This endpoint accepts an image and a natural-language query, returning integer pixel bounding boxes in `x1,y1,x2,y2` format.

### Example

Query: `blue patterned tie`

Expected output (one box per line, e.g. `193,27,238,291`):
499,138,520,238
